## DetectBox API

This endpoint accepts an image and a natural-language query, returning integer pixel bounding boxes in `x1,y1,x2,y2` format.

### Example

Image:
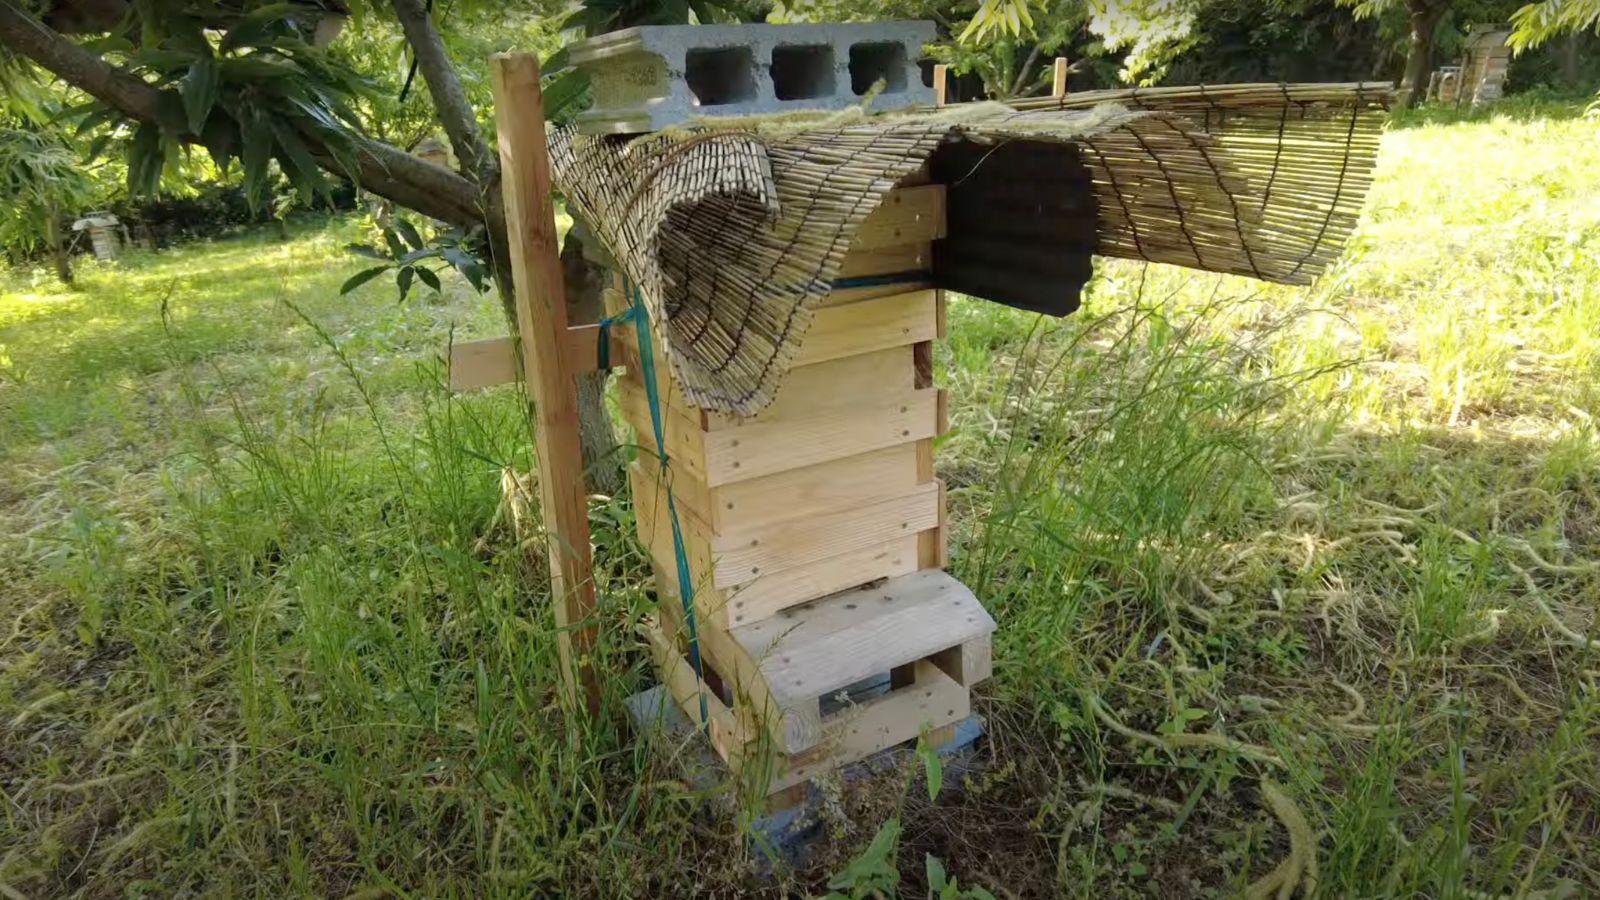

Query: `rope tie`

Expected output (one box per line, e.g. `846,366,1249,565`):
610,278,711,731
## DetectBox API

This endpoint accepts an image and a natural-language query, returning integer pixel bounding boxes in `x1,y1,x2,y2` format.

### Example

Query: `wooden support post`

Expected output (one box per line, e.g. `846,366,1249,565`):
933,64,949,107
490,53,601,714
1052,57,1070,99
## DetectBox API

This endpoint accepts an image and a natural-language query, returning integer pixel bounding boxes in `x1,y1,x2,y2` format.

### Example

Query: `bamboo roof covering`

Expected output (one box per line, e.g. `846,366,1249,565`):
549,81,1392,416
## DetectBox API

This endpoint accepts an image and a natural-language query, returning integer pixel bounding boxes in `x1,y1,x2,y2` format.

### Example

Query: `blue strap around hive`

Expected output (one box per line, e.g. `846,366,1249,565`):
598,280,710,731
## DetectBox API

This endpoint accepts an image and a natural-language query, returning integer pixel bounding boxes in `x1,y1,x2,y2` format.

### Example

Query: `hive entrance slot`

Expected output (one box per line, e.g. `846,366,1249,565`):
686,47,757,106
771,45,836,100
849,42,908,95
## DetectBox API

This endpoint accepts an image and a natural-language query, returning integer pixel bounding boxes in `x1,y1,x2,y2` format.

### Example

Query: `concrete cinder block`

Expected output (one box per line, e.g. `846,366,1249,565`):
570,21,937,135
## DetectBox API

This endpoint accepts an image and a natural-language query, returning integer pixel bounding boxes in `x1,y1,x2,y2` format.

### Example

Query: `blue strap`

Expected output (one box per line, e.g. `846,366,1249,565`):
619,279,710,731
595,316,614,372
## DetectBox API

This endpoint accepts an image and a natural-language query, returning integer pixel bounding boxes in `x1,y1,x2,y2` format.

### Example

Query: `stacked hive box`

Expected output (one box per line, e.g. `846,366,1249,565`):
609,176,995,799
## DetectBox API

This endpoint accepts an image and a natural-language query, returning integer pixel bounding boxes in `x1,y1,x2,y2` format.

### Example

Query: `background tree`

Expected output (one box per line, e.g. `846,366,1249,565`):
0,121,96,282
0,0,638,488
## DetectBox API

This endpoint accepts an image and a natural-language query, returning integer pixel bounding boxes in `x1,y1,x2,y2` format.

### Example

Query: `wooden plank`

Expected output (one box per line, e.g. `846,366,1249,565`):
710,481,939,588
448,337,517,391
489,53,599,712
713,443,924,534
628,461,723,626
1053,57,1070,98
644,616,749,757
850,185,947,251
733,569,996,708
708,346,914,428
933,63,949,107
792,290,939,368
804,289,938,362
445,323,619,391
701,390,942,486
836,242,931,279
932,635,993,688
652,562,816,752
764,660,969,794
821,280,935,308
727,535,920,626
615,377,711,486
633,450,715,532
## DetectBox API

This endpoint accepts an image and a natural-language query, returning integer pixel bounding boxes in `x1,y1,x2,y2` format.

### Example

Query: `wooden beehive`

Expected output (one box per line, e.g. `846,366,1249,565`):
608,178,996,797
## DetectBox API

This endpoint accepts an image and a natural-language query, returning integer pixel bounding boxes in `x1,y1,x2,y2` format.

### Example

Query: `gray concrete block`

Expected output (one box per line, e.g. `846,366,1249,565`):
570,22,936,135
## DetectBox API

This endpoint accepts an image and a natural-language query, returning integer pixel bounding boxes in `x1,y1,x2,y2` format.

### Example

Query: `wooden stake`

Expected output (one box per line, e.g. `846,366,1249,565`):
489,53,601,714
1052,57,1070,99
933,64,949,107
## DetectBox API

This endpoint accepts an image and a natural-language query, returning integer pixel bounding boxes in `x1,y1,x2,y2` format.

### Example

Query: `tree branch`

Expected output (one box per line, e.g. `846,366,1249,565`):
0,0,167,122
0,0,485,228
390,0,495,184
1009,42,1044,98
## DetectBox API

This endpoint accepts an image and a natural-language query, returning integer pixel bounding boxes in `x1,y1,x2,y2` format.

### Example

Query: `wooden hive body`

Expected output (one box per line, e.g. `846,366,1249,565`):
610,178,996,798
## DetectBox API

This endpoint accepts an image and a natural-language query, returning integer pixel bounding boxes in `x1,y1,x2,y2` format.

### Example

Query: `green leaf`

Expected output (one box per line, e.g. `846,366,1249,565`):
221,3,302,52
396,219,424,252
542,46,571,73
917,734,943,801
84,133,113,163
240,110,274,211
397,265,415,301
125,48,200,71
127,122,163,196
383,228,407,259
925,853,948,892
340,265,391,295
199,111,239,172
541,70,591,122
268,119,324,201
826,818,900,893
181,56,220,135
415,267,442,294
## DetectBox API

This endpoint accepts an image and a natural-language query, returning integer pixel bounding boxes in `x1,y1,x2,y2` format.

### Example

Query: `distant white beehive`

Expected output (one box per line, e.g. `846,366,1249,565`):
1462,25,1513,107
71,211,123,262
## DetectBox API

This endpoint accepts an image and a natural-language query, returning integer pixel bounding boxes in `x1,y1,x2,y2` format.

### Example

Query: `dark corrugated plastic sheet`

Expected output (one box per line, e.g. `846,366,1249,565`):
929,139,1098,317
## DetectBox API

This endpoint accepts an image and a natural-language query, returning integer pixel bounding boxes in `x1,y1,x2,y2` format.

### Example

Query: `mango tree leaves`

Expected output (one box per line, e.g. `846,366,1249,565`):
179,55,220,133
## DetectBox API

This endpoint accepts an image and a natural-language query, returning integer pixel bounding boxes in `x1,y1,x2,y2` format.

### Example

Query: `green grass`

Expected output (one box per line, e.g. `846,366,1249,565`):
4,100,1600,897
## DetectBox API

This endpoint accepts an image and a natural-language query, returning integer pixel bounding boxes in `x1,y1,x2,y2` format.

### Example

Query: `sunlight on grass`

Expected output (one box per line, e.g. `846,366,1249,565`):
2,103,1599,896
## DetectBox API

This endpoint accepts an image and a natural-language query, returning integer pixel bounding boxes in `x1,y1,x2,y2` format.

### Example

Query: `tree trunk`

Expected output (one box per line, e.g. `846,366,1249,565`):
483,185,621,498
561,229,622,496
1563,31,1582,88
45,203,71,285
1398,0,1444,109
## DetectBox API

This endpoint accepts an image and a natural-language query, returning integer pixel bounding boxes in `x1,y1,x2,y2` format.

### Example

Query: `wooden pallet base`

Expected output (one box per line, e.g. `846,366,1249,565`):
643,611,979,794
645,568,992,798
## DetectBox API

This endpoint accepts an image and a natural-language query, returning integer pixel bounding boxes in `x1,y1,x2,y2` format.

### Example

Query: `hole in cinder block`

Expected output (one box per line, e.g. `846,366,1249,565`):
771,44,836,100
849,42,908,96
686,46,757,107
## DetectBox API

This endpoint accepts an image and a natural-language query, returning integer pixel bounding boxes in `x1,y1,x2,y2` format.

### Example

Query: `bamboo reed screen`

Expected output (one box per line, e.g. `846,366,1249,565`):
548,82,1391,416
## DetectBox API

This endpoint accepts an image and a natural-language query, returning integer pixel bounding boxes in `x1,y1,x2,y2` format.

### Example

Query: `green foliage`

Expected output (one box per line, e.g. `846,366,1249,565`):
61,3,372,209
0,124,95,253
959,0,1036,43
1085,0,1203,84
343,218,490,301
1510,0,1600,51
